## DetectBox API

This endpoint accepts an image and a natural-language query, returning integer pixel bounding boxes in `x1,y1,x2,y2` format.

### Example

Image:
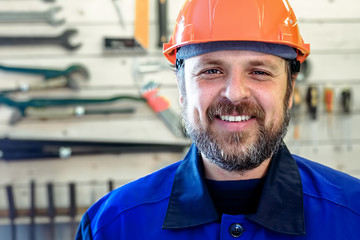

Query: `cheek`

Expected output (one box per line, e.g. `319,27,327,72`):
255,86,285,118
185,83,218,121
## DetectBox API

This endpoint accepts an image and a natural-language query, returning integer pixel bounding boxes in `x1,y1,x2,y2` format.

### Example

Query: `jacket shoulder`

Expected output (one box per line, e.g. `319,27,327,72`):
293,154,360,215
85,160,181,236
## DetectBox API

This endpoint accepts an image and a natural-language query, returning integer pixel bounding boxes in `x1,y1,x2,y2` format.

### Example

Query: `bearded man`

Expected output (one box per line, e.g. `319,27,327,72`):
76,1,360,239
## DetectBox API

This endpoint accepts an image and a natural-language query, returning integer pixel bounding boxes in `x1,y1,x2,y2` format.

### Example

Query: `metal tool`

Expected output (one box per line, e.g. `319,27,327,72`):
341,87,352,114
0,64,89,94
103,37,146,54
291,86,302,140
30,181,36,240
108,180,114,192
69,183,77,239
141,81,185,138
341,86,353,151
157,0,168,48
0,94,144,124
112,0,125,29
24,106,135,121
306,85,319,152
0,6,65,26
0,29,81,51
324,85,335,141
46,183,56,240
0,78,78,95
0,138,189,160
0,63,89,81
6,185,16,240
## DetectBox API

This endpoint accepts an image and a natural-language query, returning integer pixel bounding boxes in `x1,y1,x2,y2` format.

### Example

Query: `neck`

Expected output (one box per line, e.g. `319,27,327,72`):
202,154,271,181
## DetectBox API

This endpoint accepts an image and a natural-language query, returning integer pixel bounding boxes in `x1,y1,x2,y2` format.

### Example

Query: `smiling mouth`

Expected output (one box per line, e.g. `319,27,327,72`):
219,115,252,122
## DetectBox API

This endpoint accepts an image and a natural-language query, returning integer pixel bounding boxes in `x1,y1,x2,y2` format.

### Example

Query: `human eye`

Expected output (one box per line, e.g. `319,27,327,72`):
202,68,222,74
251,70,270,76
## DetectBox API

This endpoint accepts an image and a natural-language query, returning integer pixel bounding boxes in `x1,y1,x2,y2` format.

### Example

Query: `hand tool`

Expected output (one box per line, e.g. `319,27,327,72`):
103,37,146,54
0,138,189,160
306,84,318,120
108,180,114,192
0,6,65,26
141,82,185,138
104,0,148,54
341,87,352,114
0,63,89,81
0,64,89,94
6,185,17,240
157,0,168,48
306,85,319,153
0,94,144,124
69,183,77,239
291,86,302,140
29,181,36,240
22,105,135,121
134,0,149,50
324,85,335,141
0,29,81,51
46,183,56,240
340,87,353,151
112,0,125,29
0,77,78,95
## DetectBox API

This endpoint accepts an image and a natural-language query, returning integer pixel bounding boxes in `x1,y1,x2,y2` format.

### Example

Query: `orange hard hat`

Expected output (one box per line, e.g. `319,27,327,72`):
163,0,310,64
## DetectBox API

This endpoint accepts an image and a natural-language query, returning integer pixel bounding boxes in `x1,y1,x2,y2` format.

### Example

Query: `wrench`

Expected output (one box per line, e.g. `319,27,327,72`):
0,29,82,51
0,6,65,26
0,64,89,80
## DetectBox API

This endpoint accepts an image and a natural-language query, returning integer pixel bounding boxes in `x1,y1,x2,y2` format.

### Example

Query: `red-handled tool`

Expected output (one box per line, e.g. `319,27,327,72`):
141,82,185,138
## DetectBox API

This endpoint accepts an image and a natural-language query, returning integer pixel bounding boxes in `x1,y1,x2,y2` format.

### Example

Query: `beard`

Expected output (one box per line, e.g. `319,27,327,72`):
182,98,291,172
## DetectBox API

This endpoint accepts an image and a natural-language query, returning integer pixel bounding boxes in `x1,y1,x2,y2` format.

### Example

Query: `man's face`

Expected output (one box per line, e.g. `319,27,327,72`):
179,50,294,172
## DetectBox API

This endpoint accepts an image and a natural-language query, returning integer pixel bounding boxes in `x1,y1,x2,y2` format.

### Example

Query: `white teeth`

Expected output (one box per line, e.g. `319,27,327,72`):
220,115,251,122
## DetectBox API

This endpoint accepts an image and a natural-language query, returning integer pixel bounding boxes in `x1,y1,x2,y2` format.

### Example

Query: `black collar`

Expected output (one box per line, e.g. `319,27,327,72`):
162,143,305,235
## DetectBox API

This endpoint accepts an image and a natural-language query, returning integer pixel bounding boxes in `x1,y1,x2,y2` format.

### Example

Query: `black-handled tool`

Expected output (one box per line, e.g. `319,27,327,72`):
0,94,144,124
30,181,36,240
108,180,114,192
306,85,318,120
0,138,189,160
6,185,17,240
341,87,352,114
306,85,319,152
157,0,168,48
69,183,77,239
46,183,56,240
0,63,89,81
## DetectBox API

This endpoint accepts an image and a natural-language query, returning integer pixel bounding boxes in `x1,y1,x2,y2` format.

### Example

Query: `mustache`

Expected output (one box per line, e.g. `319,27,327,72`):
207,99,265,122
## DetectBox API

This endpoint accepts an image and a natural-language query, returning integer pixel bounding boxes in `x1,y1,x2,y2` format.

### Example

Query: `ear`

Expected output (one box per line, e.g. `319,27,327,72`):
287,79,296,109
177,78,184,107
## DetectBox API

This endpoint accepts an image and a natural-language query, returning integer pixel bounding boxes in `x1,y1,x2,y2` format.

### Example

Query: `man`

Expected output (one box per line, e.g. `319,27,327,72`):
76,0,360,239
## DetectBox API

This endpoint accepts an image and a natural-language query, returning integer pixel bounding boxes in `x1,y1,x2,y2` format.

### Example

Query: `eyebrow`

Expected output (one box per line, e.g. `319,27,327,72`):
247,59,282,71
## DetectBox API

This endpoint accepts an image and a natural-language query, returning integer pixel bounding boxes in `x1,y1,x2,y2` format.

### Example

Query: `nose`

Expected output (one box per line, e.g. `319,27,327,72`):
221,71,250,103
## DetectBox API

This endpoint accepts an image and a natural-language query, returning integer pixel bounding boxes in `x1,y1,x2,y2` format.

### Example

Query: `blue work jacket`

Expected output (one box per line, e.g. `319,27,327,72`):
76,144,360,239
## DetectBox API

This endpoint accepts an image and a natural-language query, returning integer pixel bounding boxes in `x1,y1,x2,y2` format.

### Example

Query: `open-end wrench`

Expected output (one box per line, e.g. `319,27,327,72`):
0,64,89,80
0,64,90,94
0,6,65,26
0,29,82,51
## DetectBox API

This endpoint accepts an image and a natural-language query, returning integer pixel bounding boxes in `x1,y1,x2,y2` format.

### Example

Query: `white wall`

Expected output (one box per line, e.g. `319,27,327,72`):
0,0,359,238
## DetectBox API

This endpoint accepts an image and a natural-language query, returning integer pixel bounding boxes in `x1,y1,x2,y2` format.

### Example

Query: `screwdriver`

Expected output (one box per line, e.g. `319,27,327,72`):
324,85,334,140
306,85,319,152
340,86,353,151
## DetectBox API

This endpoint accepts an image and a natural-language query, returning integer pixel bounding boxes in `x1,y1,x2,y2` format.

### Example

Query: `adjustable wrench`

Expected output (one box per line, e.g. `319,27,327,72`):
0,6,65,26
0,29,81,51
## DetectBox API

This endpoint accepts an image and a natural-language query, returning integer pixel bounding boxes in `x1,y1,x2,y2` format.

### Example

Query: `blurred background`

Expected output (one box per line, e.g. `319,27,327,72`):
0,0,358,239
